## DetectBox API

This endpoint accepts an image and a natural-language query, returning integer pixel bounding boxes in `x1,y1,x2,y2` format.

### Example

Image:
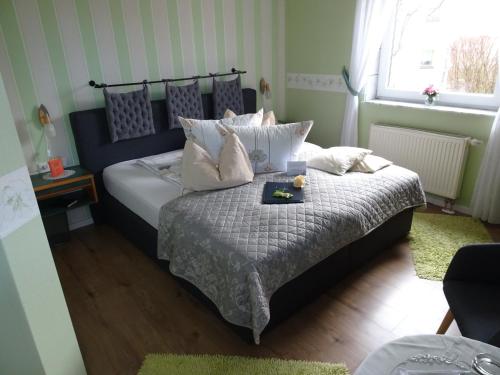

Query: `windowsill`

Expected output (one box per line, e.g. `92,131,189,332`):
364,99,497,117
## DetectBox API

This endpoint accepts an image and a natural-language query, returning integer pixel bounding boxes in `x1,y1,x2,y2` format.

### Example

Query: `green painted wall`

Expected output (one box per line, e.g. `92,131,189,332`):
285,0,494,208
0,70,25,175
0,0,286,172
0,73,86,374
286,0,356,146
0,65,45,375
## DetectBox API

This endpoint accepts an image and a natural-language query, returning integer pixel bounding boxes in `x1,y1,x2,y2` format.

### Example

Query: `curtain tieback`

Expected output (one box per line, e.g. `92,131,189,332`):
342,66,360,96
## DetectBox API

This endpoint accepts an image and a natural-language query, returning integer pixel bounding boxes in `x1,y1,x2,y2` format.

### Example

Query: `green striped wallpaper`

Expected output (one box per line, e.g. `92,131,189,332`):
0,0,286,172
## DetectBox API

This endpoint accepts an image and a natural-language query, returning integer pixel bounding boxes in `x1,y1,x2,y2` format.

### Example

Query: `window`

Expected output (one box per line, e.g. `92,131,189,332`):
377,0,500,110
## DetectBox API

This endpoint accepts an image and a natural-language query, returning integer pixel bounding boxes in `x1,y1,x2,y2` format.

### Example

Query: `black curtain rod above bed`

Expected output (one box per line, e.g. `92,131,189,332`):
88,68,246,89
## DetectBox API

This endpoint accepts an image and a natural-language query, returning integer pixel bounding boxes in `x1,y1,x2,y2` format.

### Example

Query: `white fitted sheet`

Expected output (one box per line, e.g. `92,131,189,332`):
103,154,184,229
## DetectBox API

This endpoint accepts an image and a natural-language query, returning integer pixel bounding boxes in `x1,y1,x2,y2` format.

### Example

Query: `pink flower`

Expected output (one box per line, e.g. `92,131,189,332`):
423,85,439,97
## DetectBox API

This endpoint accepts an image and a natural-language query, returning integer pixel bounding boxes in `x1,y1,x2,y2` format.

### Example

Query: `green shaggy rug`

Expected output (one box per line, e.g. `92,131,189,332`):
138,354,349,375
409,212,491,281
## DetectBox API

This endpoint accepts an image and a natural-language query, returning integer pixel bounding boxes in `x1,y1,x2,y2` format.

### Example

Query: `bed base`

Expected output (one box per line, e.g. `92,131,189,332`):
101,187,414,343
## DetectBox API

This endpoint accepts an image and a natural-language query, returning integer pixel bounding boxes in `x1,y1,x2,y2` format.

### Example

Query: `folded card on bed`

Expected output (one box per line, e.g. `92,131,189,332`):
287,161,307,176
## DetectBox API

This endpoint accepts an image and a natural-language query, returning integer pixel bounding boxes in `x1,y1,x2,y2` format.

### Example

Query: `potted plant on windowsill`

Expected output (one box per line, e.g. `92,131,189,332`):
423,85,439,105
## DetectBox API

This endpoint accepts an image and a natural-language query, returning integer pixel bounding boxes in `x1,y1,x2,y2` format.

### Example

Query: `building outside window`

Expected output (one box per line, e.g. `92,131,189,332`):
378,0,500,110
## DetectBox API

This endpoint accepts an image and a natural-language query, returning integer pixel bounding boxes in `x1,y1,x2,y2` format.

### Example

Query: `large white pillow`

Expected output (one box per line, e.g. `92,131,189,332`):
308,147,372,175
218,121,313,173
297,142,324,160
179,111,263,161
224,108,276,126
179,117,226,161
220,109,263,126
350,154,393,173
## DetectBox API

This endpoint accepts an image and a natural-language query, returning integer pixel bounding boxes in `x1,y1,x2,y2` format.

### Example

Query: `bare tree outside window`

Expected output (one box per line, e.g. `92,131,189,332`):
387,0,499,94
447,36,499,94
380,0,500,107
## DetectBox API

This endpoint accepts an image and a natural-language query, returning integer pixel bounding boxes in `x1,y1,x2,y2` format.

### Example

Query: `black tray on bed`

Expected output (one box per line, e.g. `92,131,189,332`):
263,182,304,204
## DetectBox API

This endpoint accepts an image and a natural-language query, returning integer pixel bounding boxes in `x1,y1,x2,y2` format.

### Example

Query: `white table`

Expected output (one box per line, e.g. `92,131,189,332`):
355,335,500,375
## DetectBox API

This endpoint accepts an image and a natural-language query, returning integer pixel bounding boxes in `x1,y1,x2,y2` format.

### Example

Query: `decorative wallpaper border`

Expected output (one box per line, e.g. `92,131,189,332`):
0,166,39,239
287,73,347,93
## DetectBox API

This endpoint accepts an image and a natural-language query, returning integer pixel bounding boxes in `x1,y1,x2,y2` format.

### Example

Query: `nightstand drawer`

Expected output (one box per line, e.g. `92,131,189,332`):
34,178,95,201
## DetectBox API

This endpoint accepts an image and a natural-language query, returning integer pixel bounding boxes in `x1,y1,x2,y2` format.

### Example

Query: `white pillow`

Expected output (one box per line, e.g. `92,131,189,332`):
224,108,276,126
297,142,323,160
308,147,372,175
179,112,263,161
218,121,313,173
179,117,226,161
350,154,393,173
220,108,263,126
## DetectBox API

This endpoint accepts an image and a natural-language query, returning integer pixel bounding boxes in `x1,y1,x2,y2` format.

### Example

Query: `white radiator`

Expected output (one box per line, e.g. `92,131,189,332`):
369,124,472,200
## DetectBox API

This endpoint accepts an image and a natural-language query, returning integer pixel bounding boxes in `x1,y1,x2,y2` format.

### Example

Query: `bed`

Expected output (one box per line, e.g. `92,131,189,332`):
70,88,425,343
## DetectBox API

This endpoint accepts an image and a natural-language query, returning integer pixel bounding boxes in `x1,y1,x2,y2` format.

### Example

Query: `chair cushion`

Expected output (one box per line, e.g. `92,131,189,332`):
444,280,500,343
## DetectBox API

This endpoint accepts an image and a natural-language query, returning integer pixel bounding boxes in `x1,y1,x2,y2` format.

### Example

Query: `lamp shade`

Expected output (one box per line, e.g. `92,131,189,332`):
259,78,271,99
38,104,56,137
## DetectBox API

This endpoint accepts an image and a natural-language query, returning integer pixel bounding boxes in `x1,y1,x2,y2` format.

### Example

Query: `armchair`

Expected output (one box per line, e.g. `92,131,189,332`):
437,243,500,347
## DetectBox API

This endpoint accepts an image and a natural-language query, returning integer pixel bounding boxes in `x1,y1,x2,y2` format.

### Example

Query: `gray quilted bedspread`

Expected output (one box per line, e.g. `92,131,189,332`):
157,166,425,343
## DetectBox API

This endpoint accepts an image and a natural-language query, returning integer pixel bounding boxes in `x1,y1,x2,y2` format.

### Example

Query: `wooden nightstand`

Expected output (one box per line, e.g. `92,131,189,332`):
30,166,98,244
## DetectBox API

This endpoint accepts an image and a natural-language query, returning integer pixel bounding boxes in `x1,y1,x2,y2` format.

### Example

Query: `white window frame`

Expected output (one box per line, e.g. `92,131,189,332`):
377,10,500,111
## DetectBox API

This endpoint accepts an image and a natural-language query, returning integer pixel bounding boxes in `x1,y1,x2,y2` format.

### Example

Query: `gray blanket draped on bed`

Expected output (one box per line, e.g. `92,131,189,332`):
157,166,426,343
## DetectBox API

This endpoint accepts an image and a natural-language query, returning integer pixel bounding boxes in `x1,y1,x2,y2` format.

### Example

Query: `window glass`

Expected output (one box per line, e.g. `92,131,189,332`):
387,0,499,95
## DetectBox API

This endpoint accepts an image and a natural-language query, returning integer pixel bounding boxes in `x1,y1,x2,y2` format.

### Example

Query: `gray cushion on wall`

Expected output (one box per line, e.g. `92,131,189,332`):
165,80,204,129
104,86,155,143
213,75,244,119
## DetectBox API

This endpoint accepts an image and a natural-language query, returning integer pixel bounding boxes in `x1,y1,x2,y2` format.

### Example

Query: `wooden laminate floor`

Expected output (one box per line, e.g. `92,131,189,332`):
52,206,500,375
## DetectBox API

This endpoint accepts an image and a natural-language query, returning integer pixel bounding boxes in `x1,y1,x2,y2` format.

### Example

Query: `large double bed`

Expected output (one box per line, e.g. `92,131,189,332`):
70,88,425,343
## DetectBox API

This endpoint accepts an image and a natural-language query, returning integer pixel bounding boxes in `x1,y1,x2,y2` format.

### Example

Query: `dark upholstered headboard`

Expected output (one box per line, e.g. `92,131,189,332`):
70,88,256,174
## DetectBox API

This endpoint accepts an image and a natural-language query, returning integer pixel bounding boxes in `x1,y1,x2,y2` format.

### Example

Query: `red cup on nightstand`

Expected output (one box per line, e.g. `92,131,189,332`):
48,157,64,177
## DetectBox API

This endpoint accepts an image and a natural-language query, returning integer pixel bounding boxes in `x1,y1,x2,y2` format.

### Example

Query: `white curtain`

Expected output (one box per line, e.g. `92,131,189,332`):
340,0,397,146
471,111,500,224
